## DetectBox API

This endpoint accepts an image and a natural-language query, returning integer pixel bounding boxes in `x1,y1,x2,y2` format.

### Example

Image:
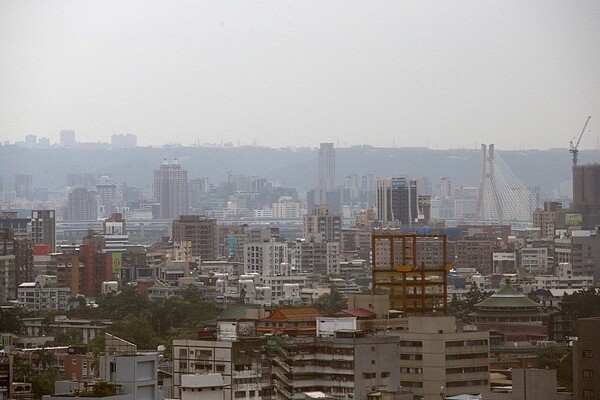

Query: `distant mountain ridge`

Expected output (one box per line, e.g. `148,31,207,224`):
1,145,598,197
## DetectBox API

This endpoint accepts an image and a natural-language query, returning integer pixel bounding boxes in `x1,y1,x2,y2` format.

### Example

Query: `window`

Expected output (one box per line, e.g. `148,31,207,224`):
582,350,593,358
583,369,594,378
196,350,212,359
583,390,594,398
179,348,187,357
382,372,390,378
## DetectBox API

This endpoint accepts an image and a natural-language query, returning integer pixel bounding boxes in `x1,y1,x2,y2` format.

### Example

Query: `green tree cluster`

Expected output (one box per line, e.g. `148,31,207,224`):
562,287,600,319
534,347,573,391
448,282,490,323
13,285,222,352
14,350,61,398
314,291,347,314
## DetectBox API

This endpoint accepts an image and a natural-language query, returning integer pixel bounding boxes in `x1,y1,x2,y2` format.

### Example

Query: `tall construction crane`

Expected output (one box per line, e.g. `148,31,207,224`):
570,116,592,166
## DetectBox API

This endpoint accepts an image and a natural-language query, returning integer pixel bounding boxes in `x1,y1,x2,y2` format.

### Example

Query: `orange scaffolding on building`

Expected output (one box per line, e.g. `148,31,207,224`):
371,233,452,316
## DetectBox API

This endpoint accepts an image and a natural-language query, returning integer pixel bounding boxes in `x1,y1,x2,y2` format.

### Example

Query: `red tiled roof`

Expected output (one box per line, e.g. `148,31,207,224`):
262,306,322,322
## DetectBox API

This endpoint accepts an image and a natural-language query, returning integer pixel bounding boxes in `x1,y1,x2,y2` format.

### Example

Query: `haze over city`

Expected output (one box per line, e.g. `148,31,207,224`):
1,1,600,149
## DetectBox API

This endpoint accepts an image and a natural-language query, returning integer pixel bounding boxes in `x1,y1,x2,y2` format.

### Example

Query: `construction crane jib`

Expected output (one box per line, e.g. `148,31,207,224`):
570,116,592,166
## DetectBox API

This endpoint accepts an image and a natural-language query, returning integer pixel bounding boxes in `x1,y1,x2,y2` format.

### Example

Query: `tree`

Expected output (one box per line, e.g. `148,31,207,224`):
27,369,61,397
314,291,347,314
105,315,159,350
448,282,489,323
13,354,33,382
52,328,84,346
562,287,600,319
534,347,573,391
95,285,153,320
0,305,28,334
32,348,55,370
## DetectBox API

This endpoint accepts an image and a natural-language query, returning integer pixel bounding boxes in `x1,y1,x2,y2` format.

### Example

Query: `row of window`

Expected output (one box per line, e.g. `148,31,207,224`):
399,340,423,347
400,367,423,374
400,354,423,361
446,339,488,348
447,366,488,374
446,353,488,360
446,379,489,388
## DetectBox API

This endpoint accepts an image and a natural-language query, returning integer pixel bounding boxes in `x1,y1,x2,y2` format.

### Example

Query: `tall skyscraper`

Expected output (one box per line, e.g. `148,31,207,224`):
153,159,189,220
376,176,418,227
318,143,335,190
313,143,337,210
31,210,56,253
572,163,600,229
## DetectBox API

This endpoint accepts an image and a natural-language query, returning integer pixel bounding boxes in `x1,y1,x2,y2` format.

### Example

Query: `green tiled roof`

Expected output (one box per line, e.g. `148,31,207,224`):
470,310,548,318
474,285,543,309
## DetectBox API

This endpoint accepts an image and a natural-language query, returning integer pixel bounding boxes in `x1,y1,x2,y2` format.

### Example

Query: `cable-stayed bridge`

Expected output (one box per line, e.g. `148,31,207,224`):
473,144,541,229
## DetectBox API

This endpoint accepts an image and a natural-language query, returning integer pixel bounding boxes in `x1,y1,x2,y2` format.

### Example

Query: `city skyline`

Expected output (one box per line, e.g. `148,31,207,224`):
1,2,600,150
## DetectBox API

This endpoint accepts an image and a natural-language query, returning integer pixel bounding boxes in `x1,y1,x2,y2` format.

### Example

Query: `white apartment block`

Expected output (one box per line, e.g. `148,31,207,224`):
519,247,549,278
273,197,301,218
289,240,340,276
394,317,490,400
17,275,70,311
172,323,265,400
534,262,594,290
244,240,288,283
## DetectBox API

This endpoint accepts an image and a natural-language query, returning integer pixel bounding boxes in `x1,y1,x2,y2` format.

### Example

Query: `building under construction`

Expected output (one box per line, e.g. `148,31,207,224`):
371,233,451,315
572,163,600,229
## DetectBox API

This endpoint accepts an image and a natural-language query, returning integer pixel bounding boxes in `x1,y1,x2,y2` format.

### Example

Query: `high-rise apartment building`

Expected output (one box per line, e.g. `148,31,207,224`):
172,215,218,263
154,159,189,220
376,177,417,226
31,210,56,253
303,205,341,244
14,174,32,200
244,240,288,283
0,228,33,299
79,232,113,297
96,175,118,217
65,187,98,221
290,240,340,276
533,201,562,239
572,163,600,229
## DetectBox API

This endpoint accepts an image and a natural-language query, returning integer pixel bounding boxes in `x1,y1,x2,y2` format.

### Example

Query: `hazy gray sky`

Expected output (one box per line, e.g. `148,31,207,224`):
1,1,599,150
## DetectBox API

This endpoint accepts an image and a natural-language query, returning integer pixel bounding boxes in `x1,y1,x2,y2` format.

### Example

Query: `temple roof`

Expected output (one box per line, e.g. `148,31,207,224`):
474,284,543,309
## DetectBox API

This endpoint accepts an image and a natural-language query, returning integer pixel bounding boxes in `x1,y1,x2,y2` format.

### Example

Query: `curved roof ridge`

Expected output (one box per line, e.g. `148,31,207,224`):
475,284,543,309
